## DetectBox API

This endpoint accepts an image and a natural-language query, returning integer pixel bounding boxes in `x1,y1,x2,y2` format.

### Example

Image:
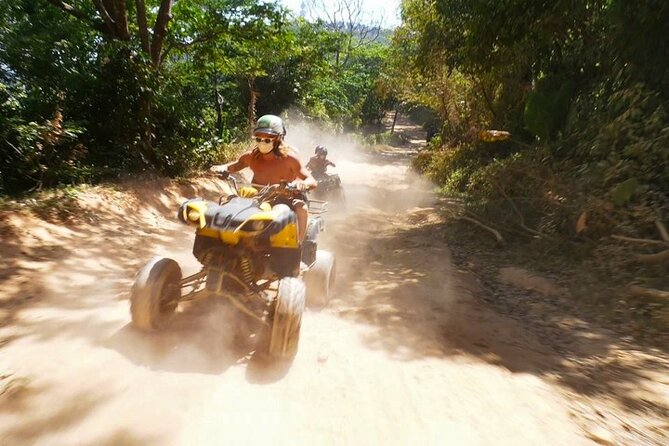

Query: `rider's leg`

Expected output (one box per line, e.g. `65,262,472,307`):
293,201,308,242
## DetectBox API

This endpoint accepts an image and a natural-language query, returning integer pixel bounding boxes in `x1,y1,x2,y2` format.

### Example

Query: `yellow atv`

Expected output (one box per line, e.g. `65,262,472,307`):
129,177,336,361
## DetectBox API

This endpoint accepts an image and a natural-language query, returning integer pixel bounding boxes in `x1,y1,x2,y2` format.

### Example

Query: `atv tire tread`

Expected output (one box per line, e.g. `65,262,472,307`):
267,277,306,359
130,257,181,332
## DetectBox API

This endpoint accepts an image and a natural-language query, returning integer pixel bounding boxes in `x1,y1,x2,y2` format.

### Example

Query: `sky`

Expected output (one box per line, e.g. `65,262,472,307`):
279,0,402,28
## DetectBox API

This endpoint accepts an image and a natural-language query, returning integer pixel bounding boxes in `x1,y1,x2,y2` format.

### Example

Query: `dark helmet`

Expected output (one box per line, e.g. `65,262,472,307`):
315,145,328,156
254,114,286,137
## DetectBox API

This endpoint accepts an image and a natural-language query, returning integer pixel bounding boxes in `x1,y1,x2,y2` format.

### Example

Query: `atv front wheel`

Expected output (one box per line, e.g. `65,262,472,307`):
304,250,336,310
130,257,182,332
266,277,306,360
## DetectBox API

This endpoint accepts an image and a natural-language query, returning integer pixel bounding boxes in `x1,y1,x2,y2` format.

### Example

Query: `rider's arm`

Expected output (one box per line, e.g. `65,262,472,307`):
327,160,336,167
294,158,318,189
226,152,251,173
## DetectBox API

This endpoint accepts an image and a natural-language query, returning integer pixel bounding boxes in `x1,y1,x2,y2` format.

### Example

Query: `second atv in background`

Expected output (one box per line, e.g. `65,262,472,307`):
307,145,345,205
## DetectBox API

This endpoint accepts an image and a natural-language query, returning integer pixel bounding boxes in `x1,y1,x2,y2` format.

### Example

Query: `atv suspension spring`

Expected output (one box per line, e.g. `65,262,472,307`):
240,256,254,284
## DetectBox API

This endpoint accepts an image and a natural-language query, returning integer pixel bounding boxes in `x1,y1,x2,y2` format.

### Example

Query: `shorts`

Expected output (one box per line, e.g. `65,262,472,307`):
273,194,307,211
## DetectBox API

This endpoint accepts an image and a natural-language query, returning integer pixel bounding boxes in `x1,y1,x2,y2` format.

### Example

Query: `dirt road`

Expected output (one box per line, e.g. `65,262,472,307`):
0,131,598,444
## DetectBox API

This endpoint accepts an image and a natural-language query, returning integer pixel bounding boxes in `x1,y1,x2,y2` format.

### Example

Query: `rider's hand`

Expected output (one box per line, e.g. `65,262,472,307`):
211,168,229,179
291,180,309,191
209,165,228,177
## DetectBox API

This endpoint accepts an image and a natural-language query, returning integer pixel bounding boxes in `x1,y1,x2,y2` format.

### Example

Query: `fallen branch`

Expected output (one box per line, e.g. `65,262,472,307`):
634,250,669,263
611,235,669,246
456,215,505,245
628,285,669,300
655,219,669,242
491,180,557,241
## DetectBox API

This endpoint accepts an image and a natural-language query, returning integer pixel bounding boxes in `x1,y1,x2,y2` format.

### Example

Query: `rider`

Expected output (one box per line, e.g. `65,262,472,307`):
211,114,317,242
306,145,336,180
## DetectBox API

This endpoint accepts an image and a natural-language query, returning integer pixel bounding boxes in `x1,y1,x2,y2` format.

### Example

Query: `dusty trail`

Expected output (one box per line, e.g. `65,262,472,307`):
1,135,593,444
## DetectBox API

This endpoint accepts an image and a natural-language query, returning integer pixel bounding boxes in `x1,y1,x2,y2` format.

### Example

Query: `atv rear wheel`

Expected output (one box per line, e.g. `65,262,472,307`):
304,250,336,310
265,277,306,360
130,257,182,332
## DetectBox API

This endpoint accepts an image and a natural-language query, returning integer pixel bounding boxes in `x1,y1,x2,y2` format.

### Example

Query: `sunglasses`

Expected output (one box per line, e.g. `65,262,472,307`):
255,137,275,143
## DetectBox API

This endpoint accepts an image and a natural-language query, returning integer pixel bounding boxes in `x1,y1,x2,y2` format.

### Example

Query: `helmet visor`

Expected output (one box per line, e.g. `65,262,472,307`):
253,128,280,137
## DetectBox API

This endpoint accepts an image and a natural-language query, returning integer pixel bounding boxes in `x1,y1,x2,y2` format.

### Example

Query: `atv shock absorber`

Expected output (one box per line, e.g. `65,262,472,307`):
239,256,254,284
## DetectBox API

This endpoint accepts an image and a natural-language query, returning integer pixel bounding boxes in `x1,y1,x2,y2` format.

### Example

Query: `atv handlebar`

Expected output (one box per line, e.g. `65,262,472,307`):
216,172,305,201
253,182,305,202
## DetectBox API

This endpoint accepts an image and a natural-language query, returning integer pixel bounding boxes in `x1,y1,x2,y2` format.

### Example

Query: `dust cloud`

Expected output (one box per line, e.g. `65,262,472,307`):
0,116,597,446
284,114,435,213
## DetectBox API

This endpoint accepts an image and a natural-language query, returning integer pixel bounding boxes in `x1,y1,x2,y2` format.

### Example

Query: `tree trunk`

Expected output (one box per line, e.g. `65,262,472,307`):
138,91,157,166
391,109,399,134
46,0,174,167
247,76,258,134
214,75,224,138
135,0,152,54
151,0,175,67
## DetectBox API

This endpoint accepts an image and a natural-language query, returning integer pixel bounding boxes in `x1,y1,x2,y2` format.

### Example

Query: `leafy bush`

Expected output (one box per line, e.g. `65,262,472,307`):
1,107,90,192
400,0,669,244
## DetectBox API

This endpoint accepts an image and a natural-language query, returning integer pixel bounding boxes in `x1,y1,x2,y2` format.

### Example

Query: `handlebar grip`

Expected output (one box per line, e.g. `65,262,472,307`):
216,170,230,180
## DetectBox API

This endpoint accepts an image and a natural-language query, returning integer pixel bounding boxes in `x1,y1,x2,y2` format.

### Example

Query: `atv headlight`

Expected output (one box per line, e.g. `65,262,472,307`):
187,209,200,222
241,220,270,232
178,199,208,228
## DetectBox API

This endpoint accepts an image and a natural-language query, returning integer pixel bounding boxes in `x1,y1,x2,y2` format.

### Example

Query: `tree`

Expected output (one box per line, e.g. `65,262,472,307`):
44,0,173,67
1,0,397,193
43,1,175,162
303,0,383,67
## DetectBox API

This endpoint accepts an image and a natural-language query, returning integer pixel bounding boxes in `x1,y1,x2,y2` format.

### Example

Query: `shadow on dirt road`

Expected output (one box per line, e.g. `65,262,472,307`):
0,115,666,445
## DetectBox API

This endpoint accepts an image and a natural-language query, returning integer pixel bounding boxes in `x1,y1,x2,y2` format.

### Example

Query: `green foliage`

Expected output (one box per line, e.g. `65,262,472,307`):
0,1,394,195
610,178,639,207
296,41,390,128
524,78,574,141
398,0,669,243
365,131,406,146
1,108,89,191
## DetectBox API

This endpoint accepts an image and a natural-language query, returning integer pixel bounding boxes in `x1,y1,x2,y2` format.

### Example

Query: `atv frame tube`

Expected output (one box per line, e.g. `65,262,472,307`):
177,268,272,326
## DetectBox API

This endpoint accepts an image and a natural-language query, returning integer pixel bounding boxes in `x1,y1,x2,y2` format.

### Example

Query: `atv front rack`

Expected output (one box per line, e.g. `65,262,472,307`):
308,198,328,215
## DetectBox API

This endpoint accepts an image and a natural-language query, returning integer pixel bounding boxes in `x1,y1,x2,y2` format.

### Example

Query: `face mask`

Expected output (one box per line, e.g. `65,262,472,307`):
257,141,274,154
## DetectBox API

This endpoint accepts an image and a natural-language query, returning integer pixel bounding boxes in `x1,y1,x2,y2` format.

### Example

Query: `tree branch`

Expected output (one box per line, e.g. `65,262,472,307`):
635,250,669,264
655,219,669,242
306,0,382,67
151,0,175,67
611,234,669,246
628,285,669,300
135,0,151,54
457,215,505,245
492,180,556,240
113,0,130,40
43,0,113,36
92,0,117,35
161,27,230,62
471,76,498,121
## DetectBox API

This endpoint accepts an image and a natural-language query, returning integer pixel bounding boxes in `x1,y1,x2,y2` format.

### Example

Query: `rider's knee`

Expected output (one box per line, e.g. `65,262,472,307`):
292,198,307,212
